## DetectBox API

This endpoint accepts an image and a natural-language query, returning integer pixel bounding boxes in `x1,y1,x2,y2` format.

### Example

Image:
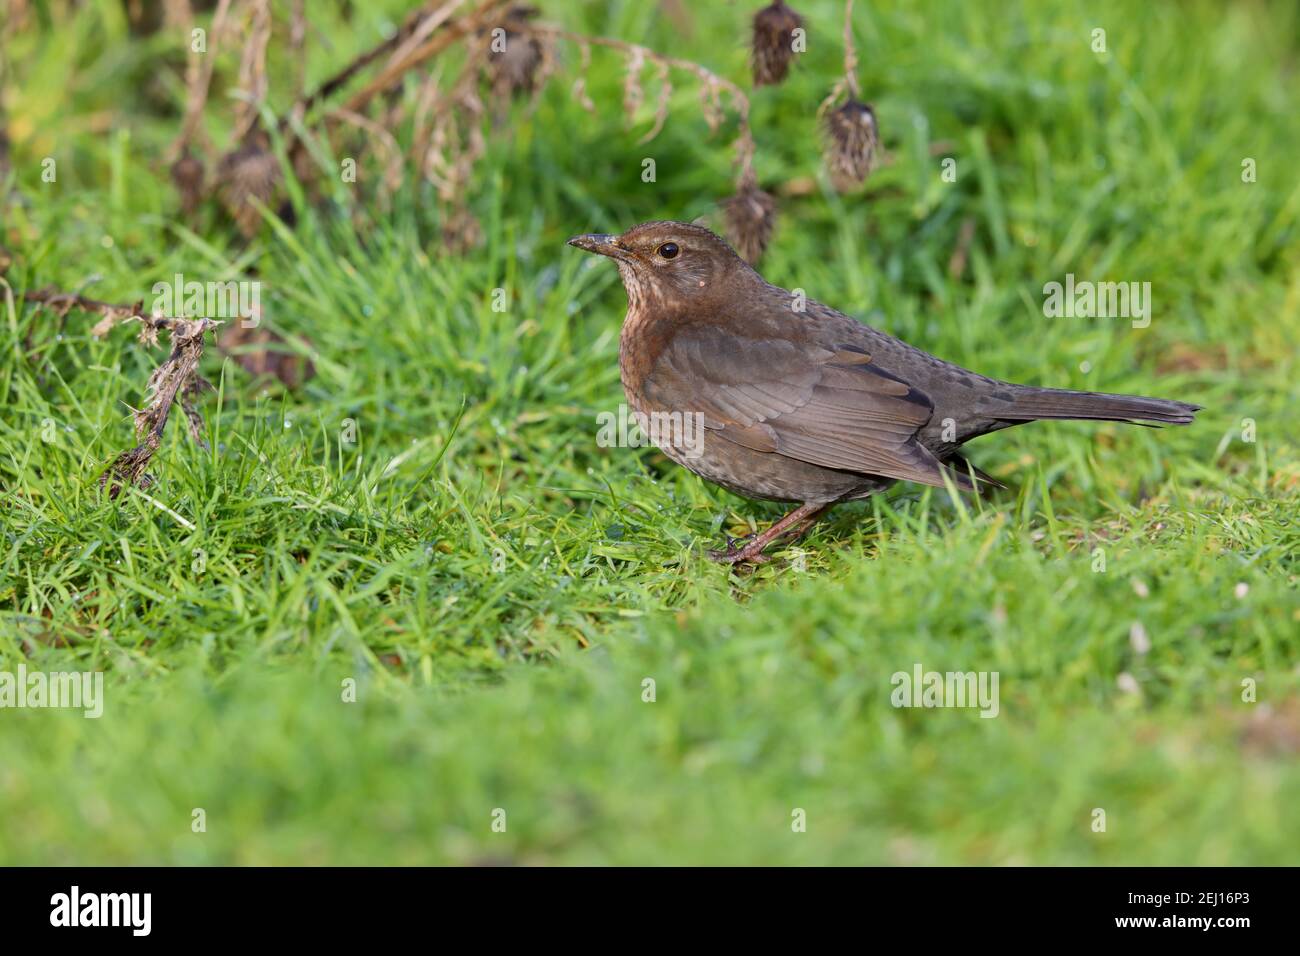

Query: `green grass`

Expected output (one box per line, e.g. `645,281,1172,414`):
1,0,1298,864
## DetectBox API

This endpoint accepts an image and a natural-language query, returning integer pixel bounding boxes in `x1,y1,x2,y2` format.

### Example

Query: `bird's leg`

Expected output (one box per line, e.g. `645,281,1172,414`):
778,504,833,542
708,502,831,565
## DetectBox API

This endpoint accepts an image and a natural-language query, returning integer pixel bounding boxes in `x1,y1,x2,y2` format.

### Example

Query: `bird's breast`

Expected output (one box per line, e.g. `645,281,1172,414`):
618,301,675,407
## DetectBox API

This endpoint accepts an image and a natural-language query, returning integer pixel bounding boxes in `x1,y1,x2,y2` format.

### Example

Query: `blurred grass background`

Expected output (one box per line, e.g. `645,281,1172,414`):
0,0,1297,864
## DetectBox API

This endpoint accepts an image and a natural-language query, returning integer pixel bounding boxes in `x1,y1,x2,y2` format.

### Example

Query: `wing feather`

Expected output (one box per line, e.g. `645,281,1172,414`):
642,326,972,490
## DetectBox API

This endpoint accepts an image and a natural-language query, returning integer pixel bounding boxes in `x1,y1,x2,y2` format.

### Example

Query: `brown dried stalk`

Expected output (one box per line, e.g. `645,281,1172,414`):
404,60,484,250
622,45,646,120
0,24,11,185
102,316,218,497
22,288,174,338
287,6,433,121
335,0,508,118
166,0,236,214
330,108,406,199
520,25,758,190
570,42,596,113
277,0,505,227
20,288,219,497
167,0,234,163
289,0,307,110
231,0,273,143
820,0,861,108
638,60,672,146
409,64,448,167
421,63,488,252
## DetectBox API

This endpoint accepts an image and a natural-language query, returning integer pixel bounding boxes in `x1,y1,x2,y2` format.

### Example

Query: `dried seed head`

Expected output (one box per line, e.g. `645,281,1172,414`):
750,1,803,87
723,186,777,263
136,321,161,349
486,5,547,99
170,149,205,217
441,206,483,256
824,99,879,190
216,136,280,237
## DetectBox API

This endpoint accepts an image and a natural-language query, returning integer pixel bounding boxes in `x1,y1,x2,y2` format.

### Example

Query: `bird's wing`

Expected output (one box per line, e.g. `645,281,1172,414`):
642,325,974,490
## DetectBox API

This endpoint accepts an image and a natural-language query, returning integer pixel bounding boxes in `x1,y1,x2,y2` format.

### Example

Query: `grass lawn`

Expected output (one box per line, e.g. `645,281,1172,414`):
1,0,1297,864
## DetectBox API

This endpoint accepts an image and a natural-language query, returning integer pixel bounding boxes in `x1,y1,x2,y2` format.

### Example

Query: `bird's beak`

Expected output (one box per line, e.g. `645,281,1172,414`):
567,234,626,259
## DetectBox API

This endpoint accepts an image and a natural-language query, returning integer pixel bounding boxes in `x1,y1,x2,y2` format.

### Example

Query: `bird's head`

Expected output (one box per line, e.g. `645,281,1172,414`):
568,220,751,307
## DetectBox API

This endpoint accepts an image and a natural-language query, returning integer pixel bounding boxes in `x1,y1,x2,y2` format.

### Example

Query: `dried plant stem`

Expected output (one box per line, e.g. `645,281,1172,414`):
948,217,976,280
842,0,859,98
168,0,234,162
638,60,672,146
409,65,447,167
380,0,471,77
20,288,219,496
519,25,757,189
290,0,469,122
335,0,507,118
231,0,273,143
418,60,487,252
0,57,9,186
570,43,595,113
22,288,189,337
101,316,217,497
289,0,307,117
820,0,860,114
330,109,405,196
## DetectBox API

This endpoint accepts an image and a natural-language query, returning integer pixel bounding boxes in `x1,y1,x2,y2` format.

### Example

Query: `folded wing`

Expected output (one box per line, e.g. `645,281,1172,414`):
642,325,976,491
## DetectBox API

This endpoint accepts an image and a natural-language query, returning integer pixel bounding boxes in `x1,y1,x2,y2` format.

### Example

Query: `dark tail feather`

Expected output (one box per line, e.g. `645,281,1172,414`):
999,386,1201,426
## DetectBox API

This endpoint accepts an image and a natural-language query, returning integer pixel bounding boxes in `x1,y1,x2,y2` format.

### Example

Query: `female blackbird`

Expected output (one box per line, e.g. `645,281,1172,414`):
569,221,1200,565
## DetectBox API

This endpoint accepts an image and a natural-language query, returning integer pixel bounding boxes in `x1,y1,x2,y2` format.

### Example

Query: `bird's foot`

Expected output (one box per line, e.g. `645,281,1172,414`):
707,531,767,564
706,502,832,567
707,538,772,565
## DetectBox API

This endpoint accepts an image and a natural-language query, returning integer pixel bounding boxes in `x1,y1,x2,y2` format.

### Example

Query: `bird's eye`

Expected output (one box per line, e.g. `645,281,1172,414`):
657,242,679,260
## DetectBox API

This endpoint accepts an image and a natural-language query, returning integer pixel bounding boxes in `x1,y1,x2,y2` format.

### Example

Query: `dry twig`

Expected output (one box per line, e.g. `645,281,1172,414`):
20,288,220,497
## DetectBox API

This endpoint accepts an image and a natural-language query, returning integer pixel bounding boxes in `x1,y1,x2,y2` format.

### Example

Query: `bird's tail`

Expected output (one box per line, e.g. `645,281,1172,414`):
998,386,1201,426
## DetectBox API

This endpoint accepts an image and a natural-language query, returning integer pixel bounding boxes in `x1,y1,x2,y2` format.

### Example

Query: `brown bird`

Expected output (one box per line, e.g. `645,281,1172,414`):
569,221,1200,565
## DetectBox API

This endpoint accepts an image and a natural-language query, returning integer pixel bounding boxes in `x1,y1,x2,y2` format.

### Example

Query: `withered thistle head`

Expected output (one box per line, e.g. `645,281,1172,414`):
750,1,803,87
486,5,547,100
170,149,205,217
722,186,777,263
216,135,280,237
824,99,879,190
